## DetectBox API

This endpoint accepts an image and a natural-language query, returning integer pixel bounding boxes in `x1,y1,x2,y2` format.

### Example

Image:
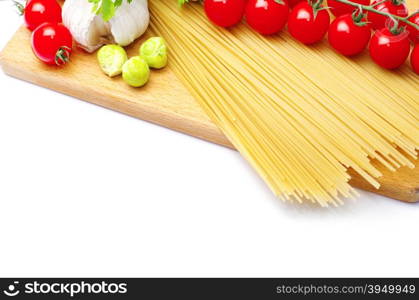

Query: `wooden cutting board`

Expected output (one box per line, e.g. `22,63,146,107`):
1,12,418,203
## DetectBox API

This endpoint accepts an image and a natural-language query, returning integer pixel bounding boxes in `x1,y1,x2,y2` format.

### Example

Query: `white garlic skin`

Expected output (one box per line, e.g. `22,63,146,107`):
62,0,150,53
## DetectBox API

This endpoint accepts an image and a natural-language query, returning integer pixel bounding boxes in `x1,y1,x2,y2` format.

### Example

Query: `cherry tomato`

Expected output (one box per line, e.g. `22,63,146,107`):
369,28,410,69
405,14,419,44
368,0,408,30
288,2,330,44
287,0,304,8
31,23,73,66
24,0,62,31
204,0,246,28
411,44,419,74
245,0,289,35
328,14,371,56
328,0,370,17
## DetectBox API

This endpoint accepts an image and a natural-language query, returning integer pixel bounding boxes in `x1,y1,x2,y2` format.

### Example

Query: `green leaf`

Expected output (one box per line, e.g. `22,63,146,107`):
101,0,116,22
90,0,137,21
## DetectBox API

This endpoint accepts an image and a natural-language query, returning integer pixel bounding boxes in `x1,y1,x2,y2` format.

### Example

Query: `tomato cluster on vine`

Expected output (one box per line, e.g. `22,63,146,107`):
203,0,419,74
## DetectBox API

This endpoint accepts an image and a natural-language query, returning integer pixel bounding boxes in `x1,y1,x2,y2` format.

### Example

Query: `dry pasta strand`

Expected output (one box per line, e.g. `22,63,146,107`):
149,1,419,206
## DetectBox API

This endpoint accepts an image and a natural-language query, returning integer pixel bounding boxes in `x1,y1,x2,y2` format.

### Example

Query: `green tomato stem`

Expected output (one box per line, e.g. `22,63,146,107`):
371,0,388,7
0,0,26,16
332,0,418,30
54,46,71,66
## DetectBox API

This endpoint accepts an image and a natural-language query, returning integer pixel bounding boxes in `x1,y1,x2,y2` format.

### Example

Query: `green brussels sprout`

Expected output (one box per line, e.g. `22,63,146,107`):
140,37,168,69
97,45,128,77
122,56,150,87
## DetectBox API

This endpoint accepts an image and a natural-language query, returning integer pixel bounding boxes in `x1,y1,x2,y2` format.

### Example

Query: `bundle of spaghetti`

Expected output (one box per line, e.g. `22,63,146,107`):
149,0,419,206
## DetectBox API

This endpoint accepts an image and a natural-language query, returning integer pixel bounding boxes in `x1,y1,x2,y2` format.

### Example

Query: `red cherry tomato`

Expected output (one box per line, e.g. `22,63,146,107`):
405,14,419,44
288,2,330,44
245,0,289,35
328,0,370,17
369,28,410,69
411,44,419,74
287,0,304,8
368,0,408,30
328,14,371,56
24,0,62,31
31,23,73,66
204,0,246,28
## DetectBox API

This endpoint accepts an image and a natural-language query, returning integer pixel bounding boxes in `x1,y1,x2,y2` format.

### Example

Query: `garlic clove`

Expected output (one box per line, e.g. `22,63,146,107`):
62,0,98,52
62,0,150,53
109,0,150,47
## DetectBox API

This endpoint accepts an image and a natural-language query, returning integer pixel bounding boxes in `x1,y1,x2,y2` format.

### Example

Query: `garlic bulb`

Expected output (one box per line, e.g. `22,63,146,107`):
62,0,150,53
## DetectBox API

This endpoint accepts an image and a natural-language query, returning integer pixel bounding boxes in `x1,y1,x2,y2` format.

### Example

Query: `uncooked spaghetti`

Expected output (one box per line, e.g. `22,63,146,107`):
149,0,419,206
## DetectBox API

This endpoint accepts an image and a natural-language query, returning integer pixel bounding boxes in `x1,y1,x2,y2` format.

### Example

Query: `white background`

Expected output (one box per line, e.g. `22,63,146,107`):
0,6,418,277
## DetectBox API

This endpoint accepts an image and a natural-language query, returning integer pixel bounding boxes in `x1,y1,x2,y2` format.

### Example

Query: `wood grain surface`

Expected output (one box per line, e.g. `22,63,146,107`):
0,2,417,203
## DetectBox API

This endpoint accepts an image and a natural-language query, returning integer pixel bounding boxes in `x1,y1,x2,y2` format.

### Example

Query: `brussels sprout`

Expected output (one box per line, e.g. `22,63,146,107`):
97,45,128,77
140,37,168,69
122,56,150,87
